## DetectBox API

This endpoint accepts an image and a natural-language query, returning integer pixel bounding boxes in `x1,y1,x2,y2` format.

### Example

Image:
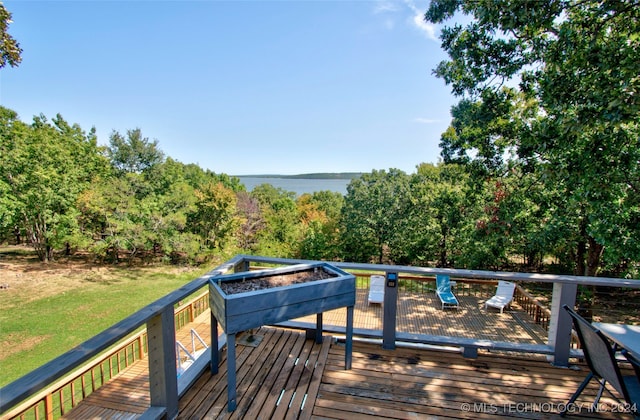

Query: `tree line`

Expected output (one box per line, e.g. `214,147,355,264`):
0,103,637,278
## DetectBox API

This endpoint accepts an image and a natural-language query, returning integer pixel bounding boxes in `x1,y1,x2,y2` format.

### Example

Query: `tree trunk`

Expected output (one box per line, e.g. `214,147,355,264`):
577,238,604,322
13,226,21,244
575,239,586,276
439,235,447,268
575,218,587,276
586,236,604,277
438,223,449,268
26,217,50,263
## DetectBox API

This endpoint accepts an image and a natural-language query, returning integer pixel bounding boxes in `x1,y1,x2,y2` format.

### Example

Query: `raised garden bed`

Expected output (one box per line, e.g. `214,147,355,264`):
209,262,355,334
208,262,356,411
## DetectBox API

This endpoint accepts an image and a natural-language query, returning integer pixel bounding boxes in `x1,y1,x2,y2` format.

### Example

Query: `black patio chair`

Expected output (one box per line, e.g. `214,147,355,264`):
561,305,640,417
622,349,640,381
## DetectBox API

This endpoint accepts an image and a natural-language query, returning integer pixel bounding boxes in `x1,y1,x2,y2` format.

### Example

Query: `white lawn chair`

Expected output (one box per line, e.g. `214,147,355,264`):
485,281,516,313
368,275,385,304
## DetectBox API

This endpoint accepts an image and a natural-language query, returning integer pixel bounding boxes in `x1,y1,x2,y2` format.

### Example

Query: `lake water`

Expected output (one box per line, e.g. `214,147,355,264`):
238,177,351,196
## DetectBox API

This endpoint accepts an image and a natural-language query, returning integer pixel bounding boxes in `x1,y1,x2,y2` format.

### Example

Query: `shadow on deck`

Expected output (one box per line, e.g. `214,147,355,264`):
296,289,548,344
63,293,637,419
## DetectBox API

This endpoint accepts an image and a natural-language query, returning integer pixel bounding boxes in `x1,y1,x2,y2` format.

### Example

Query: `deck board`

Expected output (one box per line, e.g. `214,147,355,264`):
64,326,638,419
315,340,634,419
62,291,637,419
240,331,308,420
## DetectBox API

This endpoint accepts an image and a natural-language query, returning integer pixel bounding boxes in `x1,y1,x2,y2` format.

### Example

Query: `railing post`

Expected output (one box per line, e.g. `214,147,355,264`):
147,306,178,418
138,335,145,360
382,272,398,350
548,282,577,367
234,259,250,273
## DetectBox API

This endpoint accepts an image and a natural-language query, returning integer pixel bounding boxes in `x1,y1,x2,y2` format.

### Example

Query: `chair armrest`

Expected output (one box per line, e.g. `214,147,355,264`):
621,349,640,380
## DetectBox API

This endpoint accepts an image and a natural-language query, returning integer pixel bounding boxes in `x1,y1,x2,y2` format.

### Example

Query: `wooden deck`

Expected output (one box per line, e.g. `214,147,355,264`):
295,289,549,344
62,292,637,419
66,325,638,419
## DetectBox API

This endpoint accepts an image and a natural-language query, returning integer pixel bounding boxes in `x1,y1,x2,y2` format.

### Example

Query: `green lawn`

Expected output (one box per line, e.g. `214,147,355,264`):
0,263,213,387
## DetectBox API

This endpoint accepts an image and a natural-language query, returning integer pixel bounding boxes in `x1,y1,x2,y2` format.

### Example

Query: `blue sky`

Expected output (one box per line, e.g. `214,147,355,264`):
1,0,457,175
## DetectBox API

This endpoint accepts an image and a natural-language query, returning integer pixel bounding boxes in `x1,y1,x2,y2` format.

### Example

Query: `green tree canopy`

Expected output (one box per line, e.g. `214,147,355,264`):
250,184,300,257
1,109,108,261
0,2,21,68
340,169,411,264
426,0,640,276
107,128,165,174
297,191,344,260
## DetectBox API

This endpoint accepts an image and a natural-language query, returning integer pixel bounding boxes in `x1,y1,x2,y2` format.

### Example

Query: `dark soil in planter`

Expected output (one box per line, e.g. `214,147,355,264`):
219,268,337,295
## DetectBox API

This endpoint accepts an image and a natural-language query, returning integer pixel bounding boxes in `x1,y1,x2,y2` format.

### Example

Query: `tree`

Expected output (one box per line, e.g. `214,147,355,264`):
107,128,164,174
406,163,471,267
426,0,640,276
250,184,301,257
0,3,21,68
1,109,108,261
0,107,23,238
235,191,264,252
189,182,239,251
297,191,344,260
77,176,139,263
340,169,411,264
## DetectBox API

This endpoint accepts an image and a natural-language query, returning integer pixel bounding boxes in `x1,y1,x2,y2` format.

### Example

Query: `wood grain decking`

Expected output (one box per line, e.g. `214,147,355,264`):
62,292,637,419
178,326,637,419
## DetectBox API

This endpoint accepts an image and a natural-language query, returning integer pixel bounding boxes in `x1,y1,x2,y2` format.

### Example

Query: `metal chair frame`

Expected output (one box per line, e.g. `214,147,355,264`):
561,305,640,417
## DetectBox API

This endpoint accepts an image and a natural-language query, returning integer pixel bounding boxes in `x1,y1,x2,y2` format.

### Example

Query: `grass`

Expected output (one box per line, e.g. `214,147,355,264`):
0,248,217,387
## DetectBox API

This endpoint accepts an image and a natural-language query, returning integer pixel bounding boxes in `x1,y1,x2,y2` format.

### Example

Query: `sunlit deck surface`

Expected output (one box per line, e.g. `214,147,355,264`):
63,292,637,419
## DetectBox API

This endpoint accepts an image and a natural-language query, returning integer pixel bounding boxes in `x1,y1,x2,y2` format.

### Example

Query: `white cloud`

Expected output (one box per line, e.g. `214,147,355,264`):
373,1,400,14
373,0,438,40
414,117,439,124
404,0,438,40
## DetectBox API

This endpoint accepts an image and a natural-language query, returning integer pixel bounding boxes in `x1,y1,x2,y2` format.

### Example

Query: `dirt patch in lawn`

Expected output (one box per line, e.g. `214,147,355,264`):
0,333,50,362
0,245,200,306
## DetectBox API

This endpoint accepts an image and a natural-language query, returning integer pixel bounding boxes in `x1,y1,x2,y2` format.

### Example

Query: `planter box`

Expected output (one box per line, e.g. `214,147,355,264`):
209,262,355,334
208,262,355,412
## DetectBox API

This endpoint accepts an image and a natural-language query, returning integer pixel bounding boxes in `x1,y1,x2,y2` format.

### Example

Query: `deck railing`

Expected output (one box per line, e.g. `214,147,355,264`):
7,331,148,420
2,291,212,420
1,255,638,419
514,285,552,329
174,291,210,331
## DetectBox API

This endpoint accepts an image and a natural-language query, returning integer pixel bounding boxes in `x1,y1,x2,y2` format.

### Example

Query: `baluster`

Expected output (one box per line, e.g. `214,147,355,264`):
70,380,76,408
44,393,53,420
58,388,64,416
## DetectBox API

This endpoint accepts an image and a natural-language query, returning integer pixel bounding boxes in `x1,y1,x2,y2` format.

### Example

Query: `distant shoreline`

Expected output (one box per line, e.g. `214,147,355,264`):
235,173,362,180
